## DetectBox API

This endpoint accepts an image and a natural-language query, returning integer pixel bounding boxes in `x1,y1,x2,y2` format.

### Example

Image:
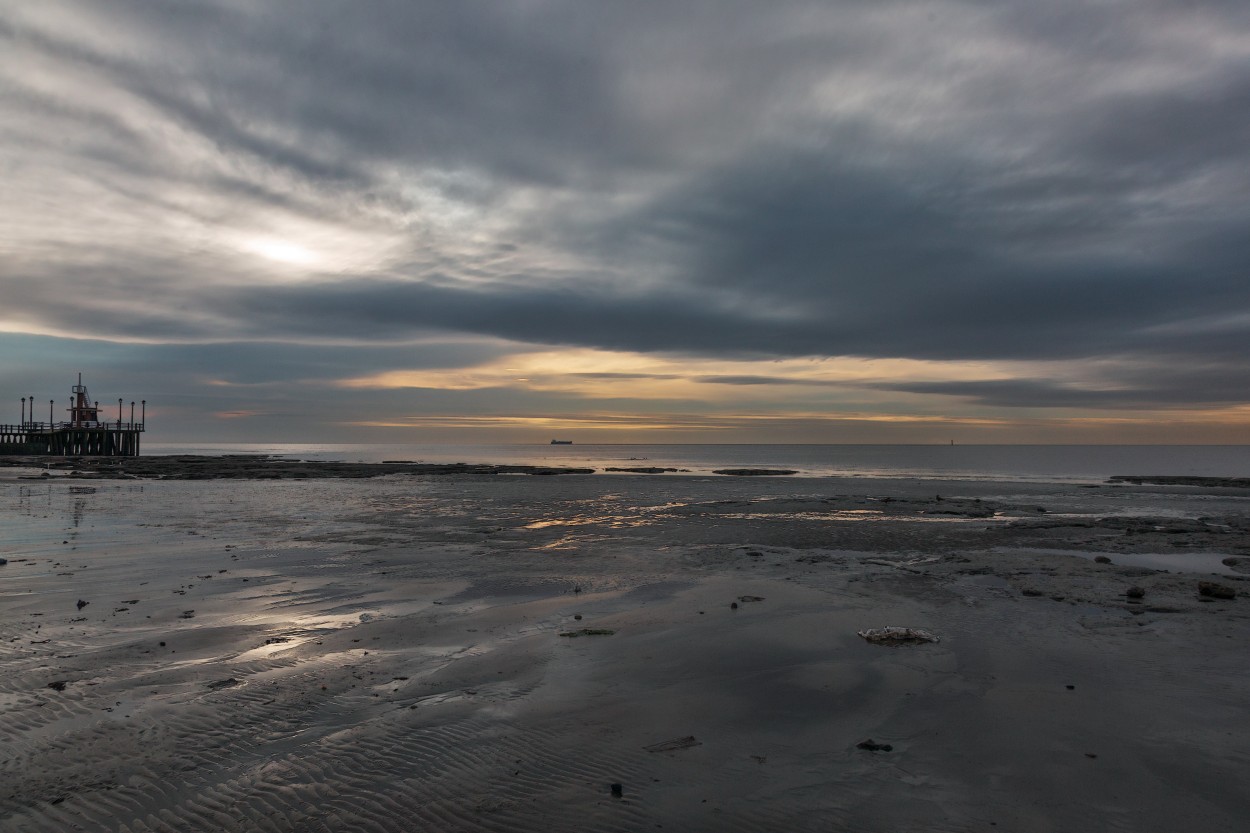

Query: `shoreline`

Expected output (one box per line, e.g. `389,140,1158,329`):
3,454,1250,489
2,469,1248,830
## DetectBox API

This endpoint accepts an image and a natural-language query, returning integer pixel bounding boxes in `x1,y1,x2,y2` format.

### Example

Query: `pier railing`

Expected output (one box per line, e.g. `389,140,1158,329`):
0,421,145,433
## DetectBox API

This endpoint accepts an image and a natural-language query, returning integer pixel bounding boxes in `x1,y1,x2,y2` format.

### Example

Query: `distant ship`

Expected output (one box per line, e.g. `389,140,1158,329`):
550,439,573,445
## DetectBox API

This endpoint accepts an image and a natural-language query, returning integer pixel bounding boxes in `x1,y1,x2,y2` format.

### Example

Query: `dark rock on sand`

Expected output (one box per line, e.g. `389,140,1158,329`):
610,783,623,797
558,628,615,637
604,467,679,474
1198,582,1236,600
76,599,88,610
47,681,68,692
1094,556,1112,564
206,678,240,690
1126,587,1146,599
857,739,894,752
712,469,798,476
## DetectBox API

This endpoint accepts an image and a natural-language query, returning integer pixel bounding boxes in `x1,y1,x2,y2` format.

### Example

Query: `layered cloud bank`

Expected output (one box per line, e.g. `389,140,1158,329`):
2,1,1248,441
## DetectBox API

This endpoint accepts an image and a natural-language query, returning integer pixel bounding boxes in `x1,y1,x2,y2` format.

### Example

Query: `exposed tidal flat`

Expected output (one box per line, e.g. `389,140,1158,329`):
2,458,1249,831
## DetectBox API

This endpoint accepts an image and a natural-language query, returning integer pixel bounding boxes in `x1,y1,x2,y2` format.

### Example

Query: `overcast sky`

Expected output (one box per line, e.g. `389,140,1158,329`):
3,0,1249,444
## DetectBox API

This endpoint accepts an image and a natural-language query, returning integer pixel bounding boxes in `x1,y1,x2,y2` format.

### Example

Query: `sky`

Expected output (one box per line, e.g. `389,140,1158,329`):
2,0,1249,445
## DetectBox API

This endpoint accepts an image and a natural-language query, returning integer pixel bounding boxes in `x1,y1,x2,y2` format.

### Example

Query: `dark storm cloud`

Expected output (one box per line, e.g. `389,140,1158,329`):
872,363,1250,410
4,0,630,186
630,155,1250,361
4,0,1250,421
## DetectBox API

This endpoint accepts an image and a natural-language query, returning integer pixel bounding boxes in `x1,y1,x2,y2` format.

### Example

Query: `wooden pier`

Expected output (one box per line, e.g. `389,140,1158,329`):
3,375,146,457
0,421,144,456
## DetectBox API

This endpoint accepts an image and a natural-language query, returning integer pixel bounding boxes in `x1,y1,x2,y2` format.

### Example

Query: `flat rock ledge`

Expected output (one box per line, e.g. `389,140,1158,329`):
0,455,596,480
1109,475,1250,489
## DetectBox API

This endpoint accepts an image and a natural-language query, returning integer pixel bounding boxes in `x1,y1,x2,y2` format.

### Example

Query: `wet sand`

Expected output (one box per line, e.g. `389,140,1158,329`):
2,461,1248,831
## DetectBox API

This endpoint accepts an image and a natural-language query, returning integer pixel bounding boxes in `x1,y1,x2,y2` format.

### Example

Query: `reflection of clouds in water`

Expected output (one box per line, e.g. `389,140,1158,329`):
1011,548,1237,577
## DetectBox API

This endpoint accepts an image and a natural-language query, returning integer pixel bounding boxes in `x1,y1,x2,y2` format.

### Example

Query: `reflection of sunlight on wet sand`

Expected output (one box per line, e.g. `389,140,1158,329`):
524,514,650,530
718,510,1008,523
536,533,619,550
522,496,694,531
519,506,996,530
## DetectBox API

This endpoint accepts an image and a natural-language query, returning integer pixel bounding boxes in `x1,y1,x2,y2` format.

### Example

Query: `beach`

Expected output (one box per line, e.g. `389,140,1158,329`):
2,458,1248,832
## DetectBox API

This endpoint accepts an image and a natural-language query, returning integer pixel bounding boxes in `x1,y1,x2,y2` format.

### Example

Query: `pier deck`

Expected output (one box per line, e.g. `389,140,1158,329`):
0,421,144,456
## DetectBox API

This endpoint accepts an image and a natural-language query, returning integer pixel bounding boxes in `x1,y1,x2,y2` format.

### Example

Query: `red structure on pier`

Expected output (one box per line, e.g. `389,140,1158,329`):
1,374,146,456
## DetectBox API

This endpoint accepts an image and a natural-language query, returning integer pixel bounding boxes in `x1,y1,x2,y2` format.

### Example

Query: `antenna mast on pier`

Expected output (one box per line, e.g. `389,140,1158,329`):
69,372,101,428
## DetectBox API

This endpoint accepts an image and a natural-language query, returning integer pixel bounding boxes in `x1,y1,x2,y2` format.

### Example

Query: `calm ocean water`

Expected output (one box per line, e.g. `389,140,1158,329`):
141,443,1250,484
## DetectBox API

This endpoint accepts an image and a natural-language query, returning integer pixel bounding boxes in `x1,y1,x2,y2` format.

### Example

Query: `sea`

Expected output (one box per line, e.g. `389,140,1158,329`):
141,443,1250,484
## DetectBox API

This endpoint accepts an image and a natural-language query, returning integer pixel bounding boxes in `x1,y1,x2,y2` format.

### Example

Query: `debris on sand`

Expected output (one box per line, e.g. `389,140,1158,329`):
644,736,701,753
558,628,615,637
206,678,240,690
1198,581,1236,600
737,595,765,603
76,599,88,610
712,468,798,476
857,626,940,645
46,681,68,692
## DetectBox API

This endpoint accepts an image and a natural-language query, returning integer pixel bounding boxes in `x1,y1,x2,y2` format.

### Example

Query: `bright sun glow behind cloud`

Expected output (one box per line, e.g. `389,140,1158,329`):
243,238,320,266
